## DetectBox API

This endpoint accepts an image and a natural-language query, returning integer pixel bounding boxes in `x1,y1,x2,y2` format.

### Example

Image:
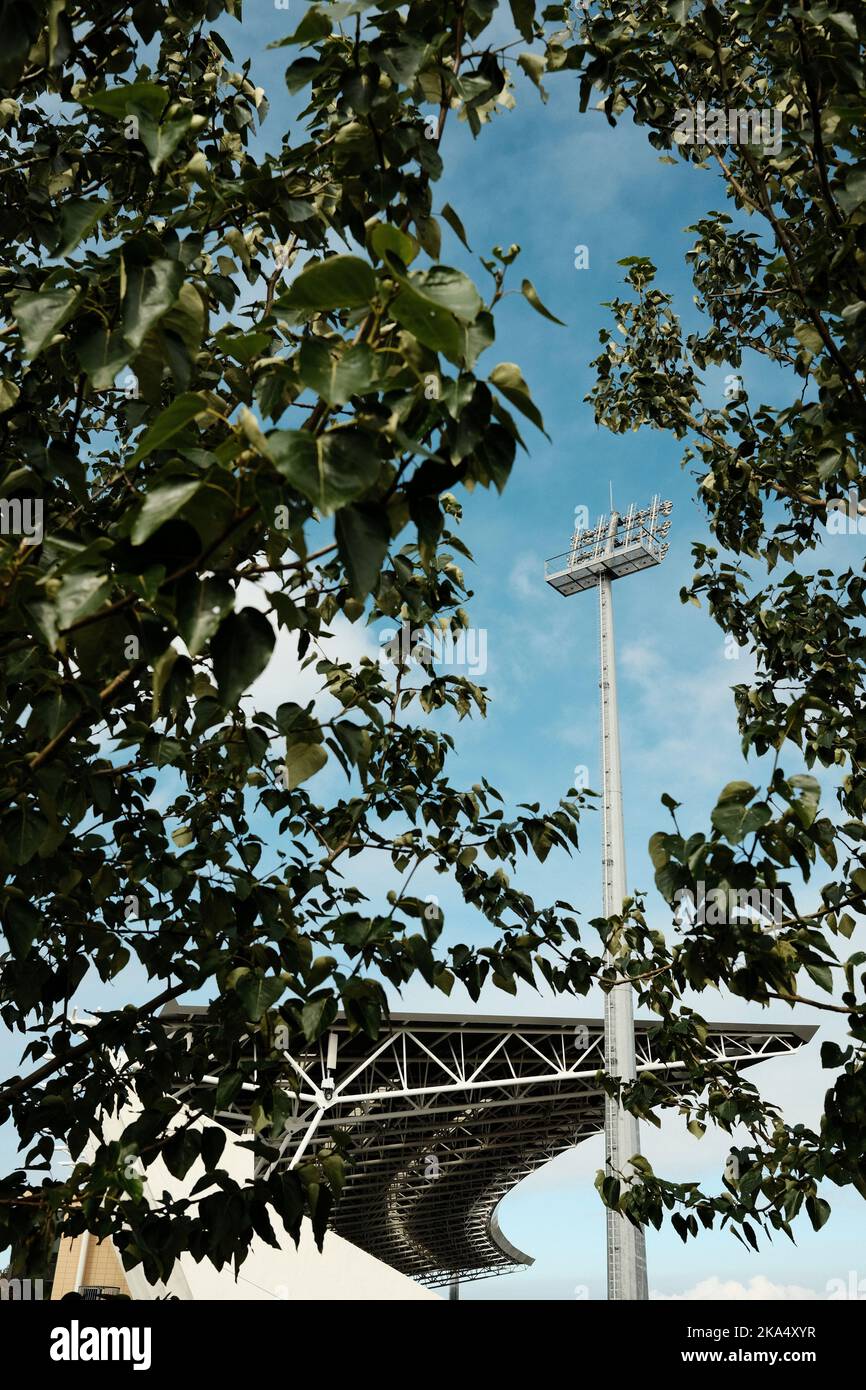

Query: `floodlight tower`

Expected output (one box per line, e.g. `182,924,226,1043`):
545,495,672,1301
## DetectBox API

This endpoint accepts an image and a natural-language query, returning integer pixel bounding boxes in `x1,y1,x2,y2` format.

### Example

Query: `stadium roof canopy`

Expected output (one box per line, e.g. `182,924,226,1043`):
161,1007,814,1288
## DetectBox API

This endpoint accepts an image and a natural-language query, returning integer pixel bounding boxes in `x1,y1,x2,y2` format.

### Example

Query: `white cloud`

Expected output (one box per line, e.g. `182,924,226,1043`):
251,614,379,717
619,638,665,681
236,577,381,717
652,1275,819,1301
616,634,757,787
509,550,544,600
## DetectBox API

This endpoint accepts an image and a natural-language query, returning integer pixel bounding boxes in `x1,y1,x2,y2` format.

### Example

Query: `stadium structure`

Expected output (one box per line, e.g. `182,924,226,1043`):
50,1007,814,1299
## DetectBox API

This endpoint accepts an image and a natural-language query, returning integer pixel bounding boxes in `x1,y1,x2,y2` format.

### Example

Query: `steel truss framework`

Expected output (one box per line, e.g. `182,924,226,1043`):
163,1008,814,1289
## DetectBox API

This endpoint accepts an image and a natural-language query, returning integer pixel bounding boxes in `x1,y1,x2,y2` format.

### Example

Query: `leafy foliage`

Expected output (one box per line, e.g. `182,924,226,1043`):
3,0,866,1284
0,0,586,1281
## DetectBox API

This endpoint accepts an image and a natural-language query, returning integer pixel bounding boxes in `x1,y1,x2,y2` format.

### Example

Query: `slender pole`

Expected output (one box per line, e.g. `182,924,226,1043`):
598,520,648,1301
449,1277,459,1301
73,1230,90,1294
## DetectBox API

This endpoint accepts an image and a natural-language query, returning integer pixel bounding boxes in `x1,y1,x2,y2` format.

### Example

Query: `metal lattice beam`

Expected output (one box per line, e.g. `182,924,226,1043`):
162,1007,814,1289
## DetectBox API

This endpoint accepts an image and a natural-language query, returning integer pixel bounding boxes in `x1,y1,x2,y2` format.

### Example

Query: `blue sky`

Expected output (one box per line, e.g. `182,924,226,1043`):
4,3,865,1301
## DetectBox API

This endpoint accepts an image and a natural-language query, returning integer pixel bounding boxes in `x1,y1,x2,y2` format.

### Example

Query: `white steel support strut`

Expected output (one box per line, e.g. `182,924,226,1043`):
598,548,648,1301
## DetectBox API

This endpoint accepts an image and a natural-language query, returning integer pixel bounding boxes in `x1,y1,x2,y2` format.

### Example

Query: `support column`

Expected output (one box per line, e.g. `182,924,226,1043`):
598,563,648,1301
73,1230,90,1294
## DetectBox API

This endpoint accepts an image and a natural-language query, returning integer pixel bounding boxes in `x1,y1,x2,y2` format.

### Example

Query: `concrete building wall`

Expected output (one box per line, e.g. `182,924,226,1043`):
74,1102,438,1302
51,1234,130,1300
125,1219,441,1302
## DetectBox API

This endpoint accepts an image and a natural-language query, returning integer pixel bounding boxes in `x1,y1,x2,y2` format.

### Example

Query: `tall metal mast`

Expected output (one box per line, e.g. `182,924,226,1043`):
545,495,672,1301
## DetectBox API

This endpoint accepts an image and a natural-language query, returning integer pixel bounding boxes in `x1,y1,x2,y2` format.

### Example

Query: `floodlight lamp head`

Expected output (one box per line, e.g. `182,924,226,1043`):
544,494,673,597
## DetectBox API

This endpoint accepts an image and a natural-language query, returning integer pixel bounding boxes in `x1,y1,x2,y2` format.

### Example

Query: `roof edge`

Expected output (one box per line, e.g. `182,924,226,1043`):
487,1208,534,1269
158,1002,818,1043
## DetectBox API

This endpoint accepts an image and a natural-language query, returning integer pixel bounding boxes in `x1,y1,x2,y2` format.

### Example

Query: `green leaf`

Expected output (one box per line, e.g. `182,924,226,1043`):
368,222,418,266
794,321,824,356
710,799,768,844
816,447,842,480
461,309,495,370
521,277,565,325
440,202,472,251
716,780,757,805
284,741,328,790
152,647,179,719
122,258,185,352
78,82,166,120
235,972,286,1019
212,608,275,707
75,327,130,390
130,392,218,463
648,831,671,869
138,109,195,173
508,0,535,43
821,1040,849,1068
335,503,391,597
297,339,377,406
829,12,858,40
276,703,322,742
390,281,464,361
284,57,326,95
333,721,372,773
267,428,380,514
176,575,235,657
162,282,208,355
14,288,80,359
0,379,20,413
488,361,547,434
389,267,483,363
268,7,334,47
53,199,109,258
301,995,337,1041
412,266,482,321
4,898,40,958
163,1130,201,1181
804,961,834,994
8,807,49,866
201,1127,227,1171
131,476,203,545
281,254,376,310
214,1071,244,1109
55,572,112,630
151,736,184,767
837,165,866,216
805,1195,831,1231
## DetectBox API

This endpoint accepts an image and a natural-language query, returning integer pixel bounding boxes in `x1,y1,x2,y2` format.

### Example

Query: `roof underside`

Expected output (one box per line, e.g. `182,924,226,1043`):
162,1009,814,1288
